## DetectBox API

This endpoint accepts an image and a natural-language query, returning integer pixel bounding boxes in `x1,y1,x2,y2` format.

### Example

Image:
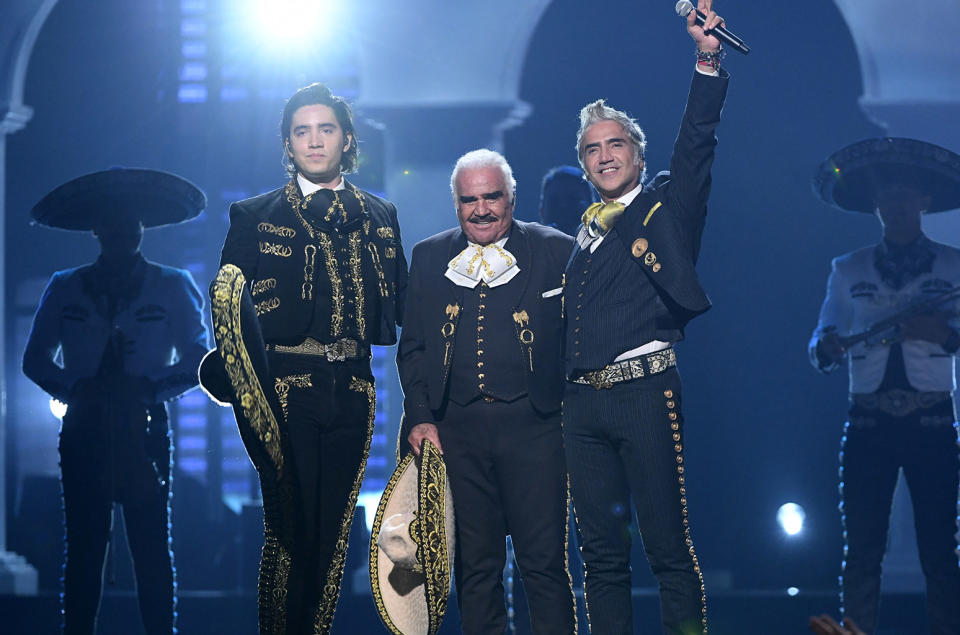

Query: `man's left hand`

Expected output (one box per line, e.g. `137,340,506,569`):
688,0,724,52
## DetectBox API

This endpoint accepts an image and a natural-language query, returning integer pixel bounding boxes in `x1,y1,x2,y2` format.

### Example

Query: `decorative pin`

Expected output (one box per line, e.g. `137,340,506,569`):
445,303,460,320
644,252,657,266
377,227,395,239
512,310,530,327
631,238,649,258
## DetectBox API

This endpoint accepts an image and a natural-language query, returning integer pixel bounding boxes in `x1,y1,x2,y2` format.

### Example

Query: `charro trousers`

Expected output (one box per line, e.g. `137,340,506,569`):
563,367,706,635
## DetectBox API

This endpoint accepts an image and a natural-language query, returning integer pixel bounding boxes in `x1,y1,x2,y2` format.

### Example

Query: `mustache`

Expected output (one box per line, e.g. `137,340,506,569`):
468,213,499,223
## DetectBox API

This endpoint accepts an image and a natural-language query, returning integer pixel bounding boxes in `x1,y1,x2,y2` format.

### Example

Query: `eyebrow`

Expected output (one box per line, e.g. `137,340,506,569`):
459,191,505,203
292,123,337,133
584,136,628,151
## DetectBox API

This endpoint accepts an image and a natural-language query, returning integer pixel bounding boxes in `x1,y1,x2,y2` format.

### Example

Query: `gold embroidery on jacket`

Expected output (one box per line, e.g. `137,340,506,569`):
254,297,280,316
258,222,296,238
302,245,316,301
251,278,277,296
367,243,390,298
377,226,394,239
349,231,366,340
318,233,343,337
259,242,293,258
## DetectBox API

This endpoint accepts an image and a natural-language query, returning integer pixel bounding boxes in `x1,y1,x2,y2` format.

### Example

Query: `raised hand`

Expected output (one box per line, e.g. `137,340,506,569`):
688,0,724,52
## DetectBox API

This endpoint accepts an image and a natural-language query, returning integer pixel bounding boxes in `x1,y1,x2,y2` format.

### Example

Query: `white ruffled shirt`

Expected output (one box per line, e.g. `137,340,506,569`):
445,235,519,289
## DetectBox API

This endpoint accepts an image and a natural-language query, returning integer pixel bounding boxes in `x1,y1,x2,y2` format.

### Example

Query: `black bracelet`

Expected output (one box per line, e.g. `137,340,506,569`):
696,48,725,72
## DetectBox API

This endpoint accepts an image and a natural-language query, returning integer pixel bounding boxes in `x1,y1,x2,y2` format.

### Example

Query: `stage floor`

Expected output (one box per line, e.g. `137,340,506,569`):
1,588,927,634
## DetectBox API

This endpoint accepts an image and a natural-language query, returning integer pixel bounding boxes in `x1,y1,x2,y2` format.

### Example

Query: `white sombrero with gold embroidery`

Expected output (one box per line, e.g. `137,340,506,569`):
370,440,455,635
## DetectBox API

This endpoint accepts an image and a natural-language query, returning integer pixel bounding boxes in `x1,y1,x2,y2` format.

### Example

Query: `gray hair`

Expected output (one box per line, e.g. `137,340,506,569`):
450,149,517,205
575,99,647,183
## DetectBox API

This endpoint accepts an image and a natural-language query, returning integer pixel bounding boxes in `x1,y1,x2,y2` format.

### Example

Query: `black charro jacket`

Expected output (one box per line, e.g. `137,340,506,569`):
397,220,574,435
219,179,407,346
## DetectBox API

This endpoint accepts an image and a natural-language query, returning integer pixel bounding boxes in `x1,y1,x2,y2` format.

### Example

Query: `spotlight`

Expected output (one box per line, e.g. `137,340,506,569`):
247,0,330,50
50,398,67,419
777,502,805,536
787,586,799,596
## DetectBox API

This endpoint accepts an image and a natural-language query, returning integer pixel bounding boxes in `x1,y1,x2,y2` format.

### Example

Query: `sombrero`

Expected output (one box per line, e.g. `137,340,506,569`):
813,137,960,214
31,167,207,230
370,439,455,635
198,264,295,631
198,263,285,477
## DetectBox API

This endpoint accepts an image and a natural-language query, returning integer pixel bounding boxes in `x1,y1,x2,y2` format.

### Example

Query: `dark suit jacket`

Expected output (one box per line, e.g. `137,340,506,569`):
397,220,573,435
219,180,407,345
580,69,729,327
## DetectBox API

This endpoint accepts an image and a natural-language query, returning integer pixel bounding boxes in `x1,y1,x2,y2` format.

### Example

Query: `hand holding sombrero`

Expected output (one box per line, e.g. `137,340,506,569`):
813,137,960,214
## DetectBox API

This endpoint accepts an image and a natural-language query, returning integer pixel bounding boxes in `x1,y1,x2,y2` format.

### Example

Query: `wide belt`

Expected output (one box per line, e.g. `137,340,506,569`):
265,337,369,362
572,347,677,390
851,389,951,418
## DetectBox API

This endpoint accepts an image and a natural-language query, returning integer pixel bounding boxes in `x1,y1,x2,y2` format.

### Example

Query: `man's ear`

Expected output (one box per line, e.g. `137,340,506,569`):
285,139,293,157
343,133,352,152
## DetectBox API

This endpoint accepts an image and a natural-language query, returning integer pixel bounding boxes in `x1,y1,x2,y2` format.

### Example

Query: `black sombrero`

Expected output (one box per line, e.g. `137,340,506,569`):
813,137,960,214
32,167,207,230
198,264,297,631
198,264,285,478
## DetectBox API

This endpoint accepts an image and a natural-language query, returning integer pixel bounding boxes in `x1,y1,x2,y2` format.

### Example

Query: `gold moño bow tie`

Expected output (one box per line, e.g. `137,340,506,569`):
582,201,626,234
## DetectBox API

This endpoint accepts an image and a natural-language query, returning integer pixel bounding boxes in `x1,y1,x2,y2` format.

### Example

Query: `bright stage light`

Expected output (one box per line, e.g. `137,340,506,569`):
247,0,330,50
50,398,67,419
357,491,383,533
787,586,799,596
777,502,806,536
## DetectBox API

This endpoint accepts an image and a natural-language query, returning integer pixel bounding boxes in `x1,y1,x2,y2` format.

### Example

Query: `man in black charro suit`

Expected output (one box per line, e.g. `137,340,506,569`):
561,2,730,633
397,149,576,634
216,82,407,634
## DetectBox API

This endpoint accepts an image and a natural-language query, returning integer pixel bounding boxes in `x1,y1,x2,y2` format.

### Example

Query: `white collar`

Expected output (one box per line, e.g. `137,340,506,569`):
615,181,644,208
297,172,345,197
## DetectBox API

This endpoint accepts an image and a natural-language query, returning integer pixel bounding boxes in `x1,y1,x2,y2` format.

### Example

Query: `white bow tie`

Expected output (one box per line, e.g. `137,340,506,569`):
445,242,520,288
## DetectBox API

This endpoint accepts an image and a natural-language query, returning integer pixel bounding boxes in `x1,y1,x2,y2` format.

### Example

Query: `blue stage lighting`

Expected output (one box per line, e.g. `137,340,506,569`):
777,502,805,536
787,586,800,596
49,398,67,419
357,490,384,533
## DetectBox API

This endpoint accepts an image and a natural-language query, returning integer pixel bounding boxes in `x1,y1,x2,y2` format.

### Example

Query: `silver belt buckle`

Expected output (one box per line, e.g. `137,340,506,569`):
587,368,616,390
326,338,356,362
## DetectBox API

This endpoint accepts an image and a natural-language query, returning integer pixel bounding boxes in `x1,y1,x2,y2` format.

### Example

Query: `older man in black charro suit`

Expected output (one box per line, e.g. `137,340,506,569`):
561,2,731,633
397,149,576,634
216,82,407,634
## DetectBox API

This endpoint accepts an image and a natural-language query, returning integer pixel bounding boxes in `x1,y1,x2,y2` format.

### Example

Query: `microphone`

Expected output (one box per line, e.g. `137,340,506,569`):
675,0,750,55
